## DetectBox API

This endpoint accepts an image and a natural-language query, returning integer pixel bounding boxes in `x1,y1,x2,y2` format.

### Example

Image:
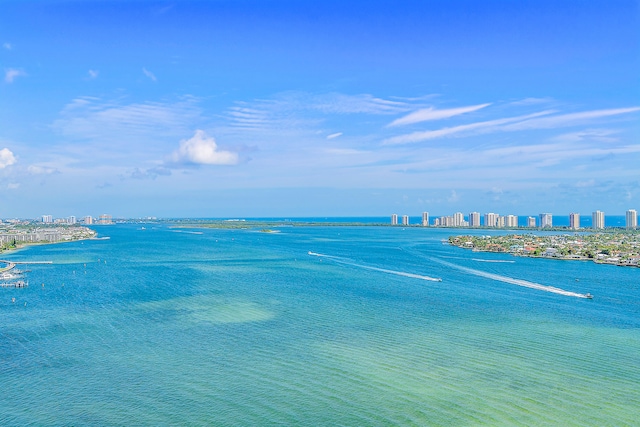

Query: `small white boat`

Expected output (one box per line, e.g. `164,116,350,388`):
585,293,593,299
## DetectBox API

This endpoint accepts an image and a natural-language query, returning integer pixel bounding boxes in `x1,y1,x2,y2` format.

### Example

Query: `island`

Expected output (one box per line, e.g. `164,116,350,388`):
0,224,97,254
448,232,640,267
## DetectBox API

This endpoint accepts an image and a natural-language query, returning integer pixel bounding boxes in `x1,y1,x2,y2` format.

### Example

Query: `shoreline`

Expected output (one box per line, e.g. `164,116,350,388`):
449,233,640,268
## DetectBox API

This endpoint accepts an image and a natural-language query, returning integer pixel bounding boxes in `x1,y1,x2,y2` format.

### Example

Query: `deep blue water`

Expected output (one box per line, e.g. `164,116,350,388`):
1,224,638,425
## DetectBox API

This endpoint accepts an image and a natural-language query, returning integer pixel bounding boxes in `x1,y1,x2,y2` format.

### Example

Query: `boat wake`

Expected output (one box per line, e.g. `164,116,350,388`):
308,251,442,282
429,257,591,299
472,258,516,263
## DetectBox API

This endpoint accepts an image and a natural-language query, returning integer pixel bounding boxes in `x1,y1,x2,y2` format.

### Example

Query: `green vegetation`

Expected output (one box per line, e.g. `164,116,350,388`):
449,232,640,267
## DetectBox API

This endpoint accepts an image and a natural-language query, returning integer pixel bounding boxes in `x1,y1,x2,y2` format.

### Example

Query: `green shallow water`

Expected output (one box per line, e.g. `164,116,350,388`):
1,224,638,425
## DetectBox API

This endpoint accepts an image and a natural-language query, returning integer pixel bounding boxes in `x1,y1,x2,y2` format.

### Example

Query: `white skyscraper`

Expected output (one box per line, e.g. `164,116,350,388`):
527,216,536,227
506,215,518,228
626,209,637,229
469,212,480,227
402,215,409,226
422,212,429,226
68,216,77,225
539,213,553,228
452,212,464,227
42,215,53,223
391,214,398,225
569,213,580,230
484,213,499,228
84,216,93,225
592,211,605,229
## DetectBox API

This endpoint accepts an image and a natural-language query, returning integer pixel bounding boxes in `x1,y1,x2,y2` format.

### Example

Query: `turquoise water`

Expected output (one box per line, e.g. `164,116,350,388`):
1,224,639,426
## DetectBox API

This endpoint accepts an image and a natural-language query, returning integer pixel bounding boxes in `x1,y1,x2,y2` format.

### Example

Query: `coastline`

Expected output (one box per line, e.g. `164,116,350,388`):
449,233,640,268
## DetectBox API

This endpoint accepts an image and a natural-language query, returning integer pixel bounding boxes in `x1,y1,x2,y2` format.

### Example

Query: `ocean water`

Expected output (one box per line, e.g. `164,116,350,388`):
1,224,639,426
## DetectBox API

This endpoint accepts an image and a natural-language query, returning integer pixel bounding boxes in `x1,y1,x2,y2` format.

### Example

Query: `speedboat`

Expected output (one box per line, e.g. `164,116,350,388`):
585,293,593,299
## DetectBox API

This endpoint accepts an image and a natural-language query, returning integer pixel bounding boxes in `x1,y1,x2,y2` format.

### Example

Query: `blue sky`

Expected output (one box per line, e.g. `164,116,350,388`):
1,0,639,218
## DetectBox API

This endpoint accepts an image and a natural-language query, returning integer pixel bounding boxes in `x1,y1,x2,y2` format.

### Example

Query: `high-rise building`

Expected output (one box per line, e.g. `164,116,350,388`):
42,215,53,223
84,216,93,225
569,213,580,230
506,215,518,228
539,213,553,228
626,209,637,229
67,216,76,225
391,214,398,225
422,212,429,226
452,212,464,227
527,216,536,227
484,213,499,228
469,212,480,227
98,214,113,225
402,215,409,226
592,211,605,229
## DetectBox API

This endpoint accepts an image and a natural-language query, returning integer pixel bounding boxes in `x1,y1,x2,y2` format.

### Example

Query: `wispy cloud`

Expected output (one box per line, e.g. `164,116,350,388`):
326,132,343,139
53,96,202,143
4,68,25,83
143,67,157,82
509,97,554,106
0,148,17,168
552,128,620,143
87,69,99,79
383,111,555,145
388,103,491,127
124,166,172,180
27,165,59,175
170,130,238,166
224,91,413,132
3,42,12,50
499,107,640,132
383,107,640,145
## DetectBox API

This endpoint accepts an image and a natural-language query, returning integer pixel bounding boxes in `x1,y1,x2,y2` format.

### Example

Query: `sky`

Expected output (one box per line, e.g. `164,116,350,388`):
1,0,639,218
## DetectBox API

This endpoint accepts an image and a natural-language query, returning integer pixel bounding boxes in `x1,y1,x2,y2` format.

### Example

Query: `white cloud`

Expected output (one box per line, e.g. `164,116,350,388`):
88,69,99,79
325,148,366,155
499,107,640,132
27,165,59,175
0,148,16,168
326,132,343,139
383,107,640,145
310,93,409,115
143,67,157,82
3,42,12,50
6,183,20,189
552,129,620,143
53,96,202,142
170,130,238,165
4,68,25,83
388,103,491,127
383,111,555,145
509,97,554,106
224,92,413,132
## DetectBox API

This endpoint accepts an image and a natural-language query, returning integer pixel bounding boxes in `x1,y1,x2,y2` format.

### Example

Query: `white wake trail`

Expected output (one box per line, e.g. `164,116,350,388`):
308,251,442,282
430,257,591,299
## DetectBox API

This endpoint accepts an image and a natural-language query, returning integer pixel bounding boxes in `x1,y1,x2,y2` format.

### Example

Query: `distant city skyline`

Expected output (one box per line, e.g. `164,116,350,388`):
390,208,639,229
1,1,639,217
